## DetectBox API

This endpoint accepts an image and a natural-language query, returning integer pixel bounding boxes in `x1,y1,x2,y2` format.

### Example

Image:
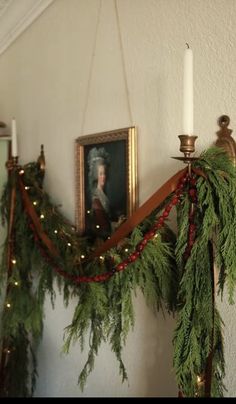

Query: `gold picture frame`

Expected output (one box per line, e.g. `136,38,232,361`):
75,127,138,239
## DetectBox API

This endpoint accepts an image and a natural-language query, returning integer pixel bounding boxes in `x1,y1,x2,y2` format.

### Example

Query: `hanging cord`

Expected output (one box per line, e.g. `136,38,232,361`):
80,0,102,134
80,0,133,134
114,0,133,126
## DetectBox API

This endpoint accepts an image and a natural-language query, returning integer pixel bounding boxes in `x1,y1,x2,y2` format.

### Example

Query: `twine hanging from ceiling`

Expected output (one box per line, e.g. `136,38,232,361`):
80,0,133,134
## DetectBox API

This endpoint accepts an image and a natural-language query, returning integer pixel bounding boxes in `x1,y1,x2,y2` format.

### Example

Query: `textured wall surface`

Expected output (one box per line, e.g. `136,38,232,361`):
0,0,236,397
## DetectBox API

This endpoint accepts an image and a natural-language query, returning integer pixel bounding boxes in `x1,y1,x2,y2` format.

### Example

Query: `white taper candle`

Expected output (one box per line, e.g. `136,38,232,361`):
182,44,193,135
11,118,18,157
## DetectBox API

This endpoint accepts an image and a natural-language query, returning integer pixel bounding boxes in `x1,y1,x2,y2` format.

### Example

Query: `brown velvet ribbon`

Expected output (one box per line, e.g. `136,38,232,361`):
0,174,17,394
18,176,60,259
19,168,188,260
91,168,188,258
7,184,16,276
204,241,215,397
18,165,215,397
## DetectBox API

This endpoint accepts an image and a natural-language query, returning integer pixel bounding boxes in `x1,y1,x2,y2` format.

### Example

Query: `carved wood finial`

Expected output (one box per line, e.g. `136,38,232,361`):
37,144,46,172
215,115,236,166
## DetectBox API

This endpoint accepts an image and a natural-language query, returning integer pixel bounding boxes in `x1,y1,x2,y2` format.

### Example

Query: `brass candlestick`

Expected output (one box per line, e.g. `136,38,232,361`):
178,135,198,158
5,156,19,172
172,134,198,175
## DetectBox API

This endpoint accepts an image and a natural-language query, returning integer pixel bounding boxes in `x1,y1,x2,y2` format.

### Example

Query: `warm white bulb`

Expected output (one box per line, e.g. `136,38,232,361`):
81,254,85,259
67,242,71,247
6,303,11,308
125,248,129,252
19,169,24,175
40,214,45,219
33,201,37,206
54,230,58,234
96,225,100,229
11,259,16,264
14,281,19,286
25,186,30,190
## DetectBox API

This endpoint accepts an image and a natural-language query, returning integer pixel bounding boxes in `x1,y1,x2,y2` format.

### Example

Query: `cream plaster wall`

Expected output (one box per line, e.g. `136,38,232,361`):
0,0,236,397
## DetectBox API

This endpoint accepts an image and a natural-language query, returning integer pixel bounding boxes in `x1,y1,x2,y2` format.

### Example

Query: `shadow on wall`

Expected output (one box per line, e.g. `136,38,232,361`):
144,314,178,397
34,288,178,397
122,291,178,397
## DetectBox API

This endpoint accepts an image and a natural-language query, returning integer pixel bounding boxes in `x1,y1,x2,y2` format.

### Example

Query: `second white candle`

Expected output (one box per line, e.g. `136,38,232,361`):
11,118,18,157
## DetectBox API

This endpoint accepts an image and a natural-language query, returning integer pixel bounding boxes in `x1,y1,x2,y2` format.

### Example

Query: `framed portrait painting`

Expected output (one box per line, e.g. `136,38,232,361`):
75,127,138,240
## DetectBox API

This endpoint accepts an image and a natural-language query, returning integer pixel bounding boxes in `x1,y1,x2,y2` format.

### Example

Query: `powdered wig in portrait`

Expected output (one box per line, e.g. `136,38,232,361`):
87,147,110,200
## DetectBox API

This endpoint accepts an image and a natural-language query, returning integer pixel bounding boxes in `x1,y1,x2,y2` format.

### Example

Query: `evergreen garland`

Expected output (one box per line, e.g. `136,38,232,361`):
0,160,177,396
173,147,236,397
0,147,236,397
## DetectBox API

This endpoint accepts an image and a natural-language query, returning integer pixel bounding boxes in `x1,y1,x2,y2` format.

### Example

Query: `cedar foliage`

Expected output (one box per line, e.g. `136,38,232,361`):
173,147,236,397
0,161,176,396
0,147,236,397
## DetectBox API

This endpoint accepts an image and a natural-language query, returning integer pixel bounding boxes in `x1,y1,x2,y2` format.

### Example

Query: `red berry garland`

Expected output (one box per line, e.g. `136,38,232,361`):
90,170,189,280
22,170,189,284
184,174,198,260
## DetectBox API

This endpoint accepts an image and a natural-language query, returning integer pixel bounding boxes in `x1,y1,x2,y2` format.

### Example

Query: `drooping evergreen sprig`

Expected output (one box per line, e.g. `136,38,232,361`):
0,159,178,395
0,166,46,397
193,147,236,302
173,147,236,397
1,146,236,398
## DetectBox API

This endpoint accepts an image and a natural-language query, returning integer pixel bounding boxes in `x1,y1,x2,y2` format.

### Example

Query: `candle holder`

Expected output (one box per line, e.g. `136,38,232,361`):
172,135,199,175
5,156,19,172
178,135,198,158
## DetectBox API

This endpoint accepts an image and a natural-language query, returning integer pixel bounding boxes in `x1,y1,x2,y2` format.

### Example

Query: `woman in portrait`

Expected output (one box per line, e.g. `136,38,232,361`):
87,146,113,240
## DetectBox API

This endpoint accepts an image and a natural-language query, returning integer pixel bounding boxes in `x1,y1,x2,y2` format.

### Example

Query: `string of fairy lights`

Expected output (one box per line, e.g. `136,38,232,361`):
3,164,205,396
20,168,192,283
5,167,196,287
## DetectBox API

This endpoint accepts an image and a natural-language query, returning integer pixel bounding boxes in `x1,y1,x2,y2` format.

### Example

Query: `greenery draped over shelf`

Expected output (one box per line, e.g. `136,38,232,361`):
0,147,236,398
